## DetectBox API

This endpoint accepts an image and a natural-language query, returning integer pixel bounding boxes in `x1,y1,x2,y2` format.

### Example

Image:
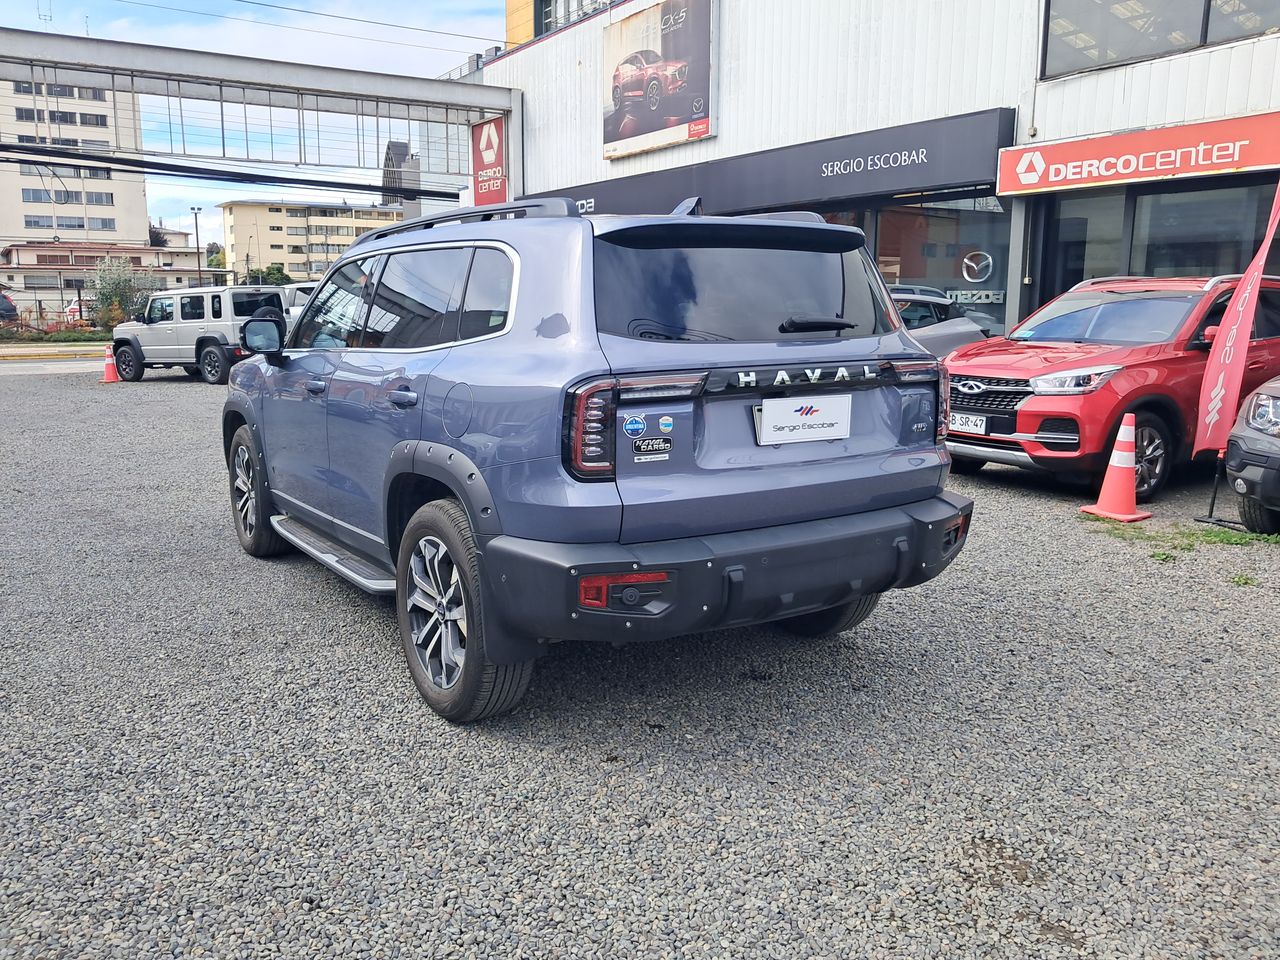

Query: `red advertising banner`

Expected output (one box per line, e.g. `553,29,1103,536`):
1194,183,1280,455
470,117,508,206
998,112,1280,195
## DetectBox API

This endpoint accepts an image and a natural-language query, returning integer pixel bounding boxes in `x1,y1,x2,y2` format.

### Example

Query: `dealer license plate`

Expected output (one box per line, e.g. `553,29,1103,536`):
949,412,988,434
754,394,853,445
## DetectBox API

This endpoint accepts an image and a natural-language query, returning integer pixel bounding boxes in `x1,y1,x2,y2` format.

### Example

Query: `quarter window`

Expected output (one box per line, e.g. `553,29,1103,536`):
458,248,515,341
148,298,174,323
180,295,205,320
292,259,379,349
363,248,470,349
212,295,222,319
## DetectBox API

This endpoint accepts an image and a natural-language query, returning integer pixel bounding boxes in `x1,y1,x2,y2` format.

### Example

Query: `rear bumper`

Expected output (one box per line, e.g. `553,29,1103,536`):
1225,436,1280,509
482,492,972,645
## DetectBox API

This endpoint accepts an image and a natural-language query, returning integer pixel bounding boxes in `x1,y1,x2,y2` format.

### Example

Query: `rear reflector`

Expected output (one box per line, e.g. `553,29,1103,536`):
579,570,670,609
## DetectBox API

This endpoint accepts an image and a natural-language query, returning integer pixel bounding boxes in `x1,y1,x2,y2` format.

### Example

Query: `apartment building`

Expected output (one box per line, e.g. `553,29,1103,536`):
219,200,404,282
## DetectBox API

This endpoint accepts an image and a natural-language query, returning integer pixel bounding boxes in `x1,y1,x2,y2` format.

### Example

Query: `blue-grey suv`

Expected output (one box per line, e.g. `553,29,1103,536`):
222,199,972,722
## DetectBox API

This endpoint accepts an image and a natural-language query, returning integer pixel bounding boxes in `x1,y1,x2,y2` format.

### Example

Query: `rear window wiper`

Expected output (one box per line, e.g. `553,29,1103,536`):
779,315,859,334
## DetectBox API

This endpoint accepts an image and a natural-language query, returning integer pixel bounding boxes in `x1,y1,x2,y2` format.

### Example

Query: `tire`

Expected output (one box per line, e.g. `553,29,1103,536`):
776,594,880,639
228,425,290,557
1239,495,1280,534
1132,411,1174,503
645,78,662,112
950,457,985,476
397,500,533,722
183,365,201,378
199,343,230,385
114,343,144,382
612,84,622,111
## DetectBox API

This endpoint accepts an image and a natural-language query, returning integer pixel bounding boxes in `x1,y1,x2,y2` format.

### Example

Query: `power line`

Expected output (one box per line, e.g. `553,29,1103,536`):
105,0,484,56
227,0,507,46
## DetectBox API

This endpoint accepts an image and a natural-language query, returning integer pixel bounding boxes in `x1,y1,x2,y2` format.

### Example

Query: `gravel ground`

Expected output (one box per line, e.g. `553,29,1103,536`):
2,370,1278,959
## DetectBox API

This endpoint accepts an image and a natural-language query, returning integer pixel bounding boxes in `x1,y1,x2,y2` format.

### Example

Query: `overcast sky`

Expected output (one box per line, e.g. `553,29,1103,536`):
9,0,506,246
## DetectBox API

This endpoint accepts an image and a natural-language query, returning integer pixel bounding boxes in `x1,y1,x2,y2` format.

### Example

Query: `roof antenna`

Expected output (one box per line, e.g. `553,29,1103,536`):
671,196,703,216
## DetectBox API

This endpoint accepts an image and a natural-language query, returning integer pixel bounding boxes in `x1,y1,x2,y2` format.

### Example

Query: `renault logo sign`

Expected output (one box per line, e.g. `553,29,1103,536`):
1016,150,1046,185
962,251,994,283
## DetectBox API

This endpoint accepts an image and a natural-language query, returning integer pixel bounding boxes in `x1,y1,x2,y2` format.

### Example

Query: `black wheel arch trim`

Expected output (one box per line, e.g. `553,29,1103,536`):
113,334,143,361
221,395,260,465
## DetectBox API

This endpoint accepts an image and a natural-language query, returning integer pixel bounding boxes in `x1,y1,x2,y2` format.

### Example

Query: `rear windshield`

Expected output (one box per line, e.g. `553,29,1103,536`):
593,235,895,342
1010,292,1199,345
232,291,284,317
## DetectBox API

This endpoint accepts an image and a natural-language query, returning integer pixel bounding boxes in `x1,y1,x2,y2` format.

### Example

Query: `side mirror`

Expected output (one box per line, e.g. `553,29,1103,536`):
133,312,146,324
241,316,286,363
1191,324,1219,351
1203,325,1219,343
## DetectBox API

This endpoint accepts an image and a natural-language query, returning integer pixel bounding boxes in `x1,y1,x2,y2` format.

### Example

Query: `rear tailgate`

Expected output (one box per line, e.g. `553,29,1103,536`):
587,220,947,544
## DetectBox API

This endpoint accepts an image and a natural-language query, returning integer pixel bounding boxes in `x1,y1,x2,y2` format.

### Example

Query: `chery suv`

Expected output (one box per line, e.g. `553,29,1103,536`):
1227,374,1280,533
222,198,972,722
945,276,1280,501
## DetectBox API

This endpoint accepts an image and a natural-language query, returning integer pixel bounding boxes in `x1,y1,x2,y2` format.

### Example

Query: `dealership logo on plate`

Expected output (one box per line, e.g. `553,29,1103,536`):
1016,150,1046,186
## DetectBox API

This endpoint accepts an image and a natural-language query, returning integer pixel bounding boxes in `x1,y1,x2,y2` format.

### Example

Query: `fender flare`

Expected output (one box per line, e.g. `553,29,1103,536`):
221,392,260,465
113,333,144,361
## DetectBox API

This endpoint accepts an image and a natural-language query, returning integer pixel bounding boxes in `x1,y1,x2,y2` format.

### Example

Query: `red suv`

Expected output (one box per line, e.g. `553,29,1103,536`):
944,275,1280,500
611,50,688,113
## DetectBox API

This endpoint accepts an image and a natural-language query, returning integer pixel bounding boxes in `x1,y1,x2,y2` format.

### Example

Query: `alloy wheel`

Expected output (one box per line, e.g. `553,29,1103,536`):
202,351,222,382
646,80,661,110
233,445,256,537
1134,424,1167,498
406,536,468,690
116,349,134,378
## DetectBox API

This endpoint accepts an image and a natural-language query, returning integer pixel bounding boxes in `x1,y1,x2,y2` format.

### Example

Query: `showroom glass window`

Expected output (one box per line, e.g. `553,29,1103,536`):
1043,1,1280,78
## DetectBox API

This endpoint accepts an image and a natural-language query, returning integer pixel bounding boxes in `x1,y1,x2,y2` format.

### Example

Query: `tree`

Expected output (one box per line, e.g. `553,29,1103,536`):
208,250,226,269
92,258,161,331
148,224,169,247
246,265,293,286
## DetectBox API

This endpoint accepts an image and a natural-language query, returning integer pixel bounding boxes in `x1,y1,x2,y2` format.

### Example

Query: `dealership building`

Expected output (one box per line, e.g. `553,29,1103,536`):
483,0,1280,330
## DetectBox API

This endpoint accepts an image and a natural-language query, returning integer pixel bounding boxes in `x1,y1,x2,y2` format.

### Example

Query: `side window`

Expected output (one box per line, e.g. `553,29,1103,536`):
896,302,934,330
292,259,379,349
179,295,205,321
1193,295,1231,341
147,297,173,323
1252,290,1280,341
211,294,222,319
362,248,469,349
458,248,515,341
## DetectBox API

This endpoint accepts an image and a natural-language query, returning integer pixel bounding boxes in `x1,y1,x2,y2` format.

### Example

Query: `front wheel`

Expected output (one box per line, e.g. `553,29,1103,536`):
645,78,663,112
1133,412,1174,503
199,344,229,385
776,594,880,638
114,343,144,382
1239,495,1280,534
397,500,533,723
228,426,290,557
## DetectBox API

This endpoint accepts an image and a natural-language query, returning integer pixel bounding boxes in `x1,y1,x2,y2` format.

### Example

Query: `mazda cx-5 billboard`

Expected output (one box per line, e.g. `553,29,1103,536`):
603,0,714,160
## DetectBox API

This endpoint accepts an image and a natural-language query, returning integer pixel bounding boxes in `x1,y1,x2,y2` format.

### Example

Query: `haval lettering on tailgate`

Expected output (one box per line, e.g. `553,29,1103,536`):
223,198,972,723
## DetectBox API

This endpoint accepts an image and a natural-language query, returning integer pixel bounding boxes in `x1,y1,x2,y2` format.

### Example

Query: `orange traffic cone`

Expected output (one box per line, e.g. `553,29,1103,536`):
99,344,120,384
1080,413,1152,523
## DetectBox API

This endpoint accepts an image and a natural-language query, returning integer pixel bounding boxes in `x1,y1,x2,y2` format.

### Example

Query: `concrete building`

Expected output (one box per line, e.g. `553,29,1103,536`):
486,0,1280,330
218,200,405,282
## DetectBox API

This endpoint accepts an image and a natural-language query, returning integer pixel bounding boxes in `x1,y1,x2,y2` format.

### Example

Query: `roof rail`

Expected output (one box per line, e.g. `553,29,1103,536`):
1068,275,1157,291
1202,273,1280,290
348,197,579,250
746,210,826,224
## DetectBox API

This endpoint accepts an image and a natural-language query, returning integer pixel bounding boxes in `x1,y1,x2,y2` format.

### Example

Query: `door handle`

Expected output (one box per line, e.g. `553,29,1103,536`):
305,379,327,395
388,388,419,407
1248,359,1265,369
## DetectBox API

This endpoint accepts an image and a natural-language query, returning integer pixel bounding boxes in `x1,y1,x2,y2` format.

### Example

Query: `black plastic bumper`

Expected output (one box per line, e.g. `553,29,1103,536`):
1225,437,1280,509
481,492,972,650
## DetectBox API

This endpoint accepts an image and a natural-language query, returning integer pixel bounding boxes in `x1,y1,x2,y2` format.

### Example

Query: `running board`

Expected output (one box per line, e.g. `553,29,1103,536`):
270,514,396,594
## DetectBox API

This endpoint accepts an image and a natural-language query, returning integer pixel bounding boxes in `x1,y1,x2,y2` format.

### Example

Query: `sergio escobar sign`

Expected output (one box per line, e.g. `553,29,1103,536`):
997,112,1280,195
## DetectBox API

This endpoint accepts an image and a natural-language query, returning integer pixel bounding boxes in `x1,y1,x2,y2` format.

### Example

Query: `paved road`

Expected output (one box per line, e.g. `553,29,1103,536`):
2,370,1278,959
0,358,103,376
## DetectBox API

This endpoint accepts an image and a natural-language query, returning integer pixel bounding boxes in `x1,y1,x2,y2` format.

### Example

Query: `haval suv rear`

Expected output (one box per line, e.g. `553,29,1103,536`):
944,276,1280,500
223,199,972,723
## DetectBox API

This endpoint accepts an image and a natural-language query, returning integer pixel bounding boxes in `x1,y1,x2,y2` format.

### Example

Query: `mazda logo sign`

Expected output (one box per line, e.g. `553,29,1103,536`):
955,380,987,395
962,251,994,284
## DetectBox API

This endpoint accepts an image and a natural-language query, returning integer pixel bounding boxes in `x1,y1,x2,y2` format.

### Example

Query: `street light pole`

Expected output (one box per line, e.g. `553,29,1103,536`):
190,206,203,287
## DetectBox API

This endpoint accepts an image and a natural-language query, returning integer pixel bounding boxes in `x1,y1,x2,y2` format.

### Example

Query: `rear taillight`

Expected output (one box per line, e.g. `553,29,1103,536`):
937,364,950,443
890,360,946,443
564,373,706,481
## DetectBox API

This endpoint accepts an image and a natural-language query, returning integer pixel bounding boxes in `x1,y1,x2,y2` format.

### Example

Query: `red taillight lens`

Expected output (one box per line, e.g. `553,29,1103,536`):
937,364,950,443
890,360,946,443
566,377,616,480
578,571,670,609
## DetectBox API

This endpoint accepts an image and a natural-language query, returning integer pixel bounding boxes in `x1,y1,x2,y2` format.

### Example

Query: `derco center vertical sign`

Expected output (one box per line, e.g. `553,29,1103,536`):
998,112,1280,195
470,117,508,205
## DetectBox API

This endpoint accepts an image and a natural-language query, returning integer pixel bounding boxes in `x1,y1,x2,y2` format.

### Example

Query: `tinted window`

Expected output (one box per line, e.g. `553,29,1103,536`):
896,301,937,330
362,248,469,349
593,232,894,342
1010,292,1200,345
211,295,222,319
458,249,515,341
179,295,204,320
1044,0,1202,77
292,261,378,349
1208,0,1280,43
232,291,284,317
1255,291,1280,341
148,298,173,323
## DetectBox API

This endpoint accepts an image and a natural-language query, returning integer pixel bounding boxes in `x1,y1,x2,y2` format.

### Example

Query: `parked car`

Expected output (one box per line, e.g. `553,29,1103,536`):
890,284,1001,333
889,284,950,299
944,275,1280,501
280,283,316,323
893,293,989,357
611,49,688,112
113,285,287,384
0,291,17,323
222,198,972,722
1226,374,1280,533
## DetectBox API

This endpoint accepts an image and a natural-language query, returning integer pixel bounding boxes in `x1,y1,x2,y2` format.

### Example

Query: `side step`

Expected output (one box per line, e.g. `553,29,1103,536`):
270,514,396,594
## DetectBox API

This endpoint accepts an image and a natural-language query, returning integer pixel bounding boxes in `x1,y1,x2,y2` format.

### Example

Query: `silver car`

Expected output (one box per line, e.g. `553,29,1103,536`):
1226,374,1280,533
892,294,989,357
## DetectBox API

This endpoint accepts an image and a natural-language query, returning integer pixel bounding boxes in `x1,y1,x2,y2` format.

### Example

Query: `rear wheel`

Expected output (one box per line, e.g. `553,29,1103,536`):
114,343,144,382
397,500,533,723
777,594,880,638
1239,495,1280,534
950,457,985,476
199,344,229,385
1133,412,1173,503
